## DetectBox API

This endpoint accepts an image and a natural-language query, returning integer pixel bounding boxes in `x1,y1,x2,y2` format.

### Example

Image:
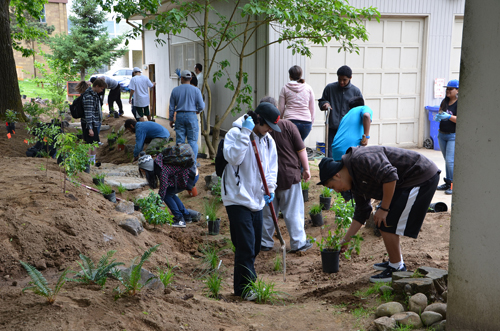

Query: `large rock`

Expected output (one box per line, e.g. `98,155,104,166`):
373,316,396,331
417,266,448,294
119,216,144,236
431,320,446,331
375,302,404,317
421,311,443,326
392,312,423,328
106,176,148,190
115,200,135,214
379,285,393,294
424,303,447,319
115,266,164,291
205,172,219,190
408,293,428,314
393,277,435,297
392,271,414,281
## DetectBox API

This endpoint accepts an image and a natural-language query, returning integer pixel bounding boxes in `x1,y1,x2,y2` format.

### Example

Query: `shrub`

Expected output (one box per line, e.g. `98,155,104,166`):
20,261,69,304
69,250,124,287
135,191,174,227
5,109,18,123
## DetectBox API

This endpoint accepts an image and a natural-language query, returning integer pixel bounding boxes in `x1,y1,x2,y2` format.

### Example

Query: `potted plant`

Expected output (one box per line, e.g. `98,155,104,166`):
107,133,117,146
5,109,17,135
116,137,127,151
301,179,310,202
93,173,106,186
204,199,221,235
319,186,333,210
97,182,116,203
312,193,363,273
309,204,324,227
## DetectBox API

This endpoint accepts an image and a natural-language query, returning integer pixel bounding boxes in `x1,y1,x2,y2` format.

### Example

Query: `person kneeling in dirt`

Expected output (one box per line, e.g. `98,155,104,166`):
221,102,280,300
124,119,170,161
152,147,199,228
317,146,440,283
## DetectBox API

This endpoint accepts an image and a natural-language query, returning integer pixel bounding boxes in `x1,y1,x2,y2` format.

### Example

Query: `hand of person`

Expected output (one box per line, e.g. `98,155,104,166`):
374,208,389,228
242,116,255,131
321,103,331,110
129,99,132,104
302,169,311,182
360,135,368,146
169,121,175,128
175,68,181,78
438,112,452,121
264,193,275,205
89,129,94,137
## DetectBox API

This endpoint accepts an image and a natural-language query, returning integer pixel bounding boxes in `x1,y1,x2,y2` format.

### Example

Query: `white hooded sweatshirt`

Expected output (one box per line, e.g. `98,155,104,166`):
221,115,278,212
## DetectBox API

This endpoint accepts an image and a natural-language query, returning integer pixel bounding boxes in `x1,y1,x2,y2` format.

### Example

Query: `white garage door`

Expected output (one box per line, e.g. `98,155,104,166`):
306,17,425,148
450,17,463,80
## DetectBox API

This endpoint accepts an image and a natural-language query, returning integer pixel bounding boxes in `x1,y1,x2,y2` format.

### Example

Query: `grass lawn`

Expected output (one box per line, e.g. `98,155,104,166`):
18,80,53,100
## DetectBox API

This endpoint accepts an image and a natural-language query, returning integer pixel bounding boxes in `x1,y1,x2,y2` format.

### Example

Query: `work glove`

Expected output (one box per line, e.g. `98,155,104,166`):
242,116,255,131
175,68,181,78
434,112,451,122
264,193,275,205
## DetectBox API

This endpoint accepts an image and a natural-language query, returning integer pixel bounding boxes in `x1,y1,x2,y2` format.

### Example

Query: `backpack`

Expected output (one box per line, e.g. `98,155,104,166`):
214,138,228,177
70,93,85,119
161,143,195,168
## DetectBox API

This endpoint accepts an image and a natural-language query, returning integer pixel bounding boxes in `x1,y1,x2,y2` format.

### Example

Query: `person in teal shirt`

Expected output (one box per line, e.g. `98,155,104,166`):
331,96,373,161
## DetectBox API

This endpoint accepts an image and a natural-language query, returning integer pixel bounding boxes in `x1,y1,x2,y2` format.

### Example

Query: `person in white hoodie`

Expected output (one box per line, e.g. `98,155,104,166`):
221,102,280,300
278,65,315,141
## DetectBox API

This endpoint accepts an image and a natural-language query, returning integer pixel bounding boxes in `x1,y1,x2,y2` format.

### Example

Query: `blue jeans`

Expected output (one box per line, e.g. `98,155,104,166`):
226,205,263,297
175,112,199,157
163,175,199,219
289,119,312,141
438,132,455,182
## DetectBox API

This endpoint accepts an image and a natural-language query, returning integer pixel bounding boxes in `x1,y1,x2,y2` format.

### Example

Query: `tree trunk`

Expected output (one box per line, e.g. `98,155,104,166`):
0,0,23,117
80,69,85,81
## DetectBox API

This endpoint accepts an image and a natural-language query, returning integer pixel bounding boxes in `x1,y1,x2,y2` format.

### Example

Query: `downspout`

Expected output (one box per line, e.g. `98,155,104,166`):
126,19,145,65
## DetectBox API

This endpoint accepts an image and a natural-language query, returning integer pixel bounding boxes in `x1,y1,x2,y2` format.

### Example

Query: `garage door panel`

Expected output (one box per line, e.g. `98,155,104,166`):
385,21,402,43
309,73,328,98
310,46,327,69
382,73,399,95
400,123,416,144
366,98,380,120
402,21,422,43
401,48,419,69
329,46,344,67
383,48,401,69
367,20,384,43
381,124,398,144
400,73,418,94
370,123,380,143
365,73,382,95
381,98,398,119
346,48,364,69
365,47,383,69
399,98,417,118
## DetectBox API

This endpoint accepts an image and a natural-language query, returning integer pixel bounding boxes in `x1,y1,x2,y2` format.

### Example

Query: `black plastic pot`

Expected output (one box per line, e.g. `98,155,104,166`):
302,189,309,202
93,178,105,186
108,138,117,145
6,123,15,134
113,112,120,119
310,212,323,227
208,218,221,235
428,202,448,213
77,134,83,140
321,249,340,273
22,95,27,99
103,190,116,203
197,153,207,159
84,163,90,174
319,195,332,210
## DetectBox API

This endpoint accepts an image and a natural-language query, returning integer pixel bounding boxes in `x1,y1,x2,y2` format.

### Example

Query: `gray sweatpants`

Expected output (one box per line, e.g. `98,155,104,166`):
261,182,307,251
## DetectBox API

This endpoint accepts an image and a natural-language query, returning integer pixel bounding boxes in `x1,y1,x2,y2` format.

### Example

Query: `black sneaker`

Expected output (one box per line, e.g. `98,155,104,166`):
436,183,450,191
184,216,193,224
373,261,389,271
370,264,407,283
290,239,313,253
171,219,186,228
445,188,453,195
261,246,272,251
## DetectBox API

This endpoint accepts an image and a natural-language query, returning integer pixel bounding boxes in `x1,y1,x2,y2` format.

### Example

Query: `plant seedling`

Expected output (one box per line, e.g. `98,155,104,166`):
20,261,70,304
5,109,18,123
97,182,113,195
117,183,126,194
69,250,124,287
321,186,332,198
203,270,223,299
200,244,221,270
93,173,105,180
116,137,127,145
242,276,284,304
211,178,222,201
309,204,323,215
273,253,282,272
157,261,177,288
112,244,160,299
301,179,310,190
204,198,219,222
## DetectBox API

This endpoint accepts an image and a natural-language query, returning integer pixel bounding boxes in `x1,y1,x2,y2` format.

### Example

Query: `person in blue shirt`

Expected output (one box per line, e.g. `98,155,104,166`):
331,96,373,161
169,70,205,157
124,119,170,161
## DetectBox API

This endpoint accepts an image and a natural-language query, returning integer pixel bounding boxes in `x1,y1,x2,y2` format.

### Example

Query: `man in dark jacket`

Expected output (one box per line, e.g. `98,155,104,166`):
318,146,440,282
318,65,362,157
82,78,107,165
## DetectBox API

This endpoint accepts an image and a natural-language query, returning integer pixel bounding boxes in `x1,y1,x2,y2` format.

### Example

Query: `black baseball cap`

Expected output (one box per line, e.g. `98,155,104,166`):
255,102,281,132
317,158,344,185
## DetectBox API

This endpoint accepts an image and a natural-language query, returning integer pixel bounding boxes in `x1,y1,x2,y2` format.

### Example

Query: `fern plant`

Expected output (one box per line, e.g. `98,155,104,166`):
69,250,124,287
157,264,177,288
112,244,160,299
20,261,69,304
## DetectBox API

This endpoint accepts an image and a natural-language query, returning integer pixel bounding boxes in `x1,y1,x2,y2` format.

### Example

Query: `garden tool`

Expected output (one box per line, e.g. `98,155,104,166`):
324,107,331,157
66,177,123,202
249,132,286,282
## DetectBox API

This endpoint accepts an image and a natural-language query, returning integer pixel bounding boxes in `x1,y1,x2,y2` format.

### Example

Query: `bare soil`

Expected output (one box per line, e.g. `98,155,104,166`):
0,120,450,331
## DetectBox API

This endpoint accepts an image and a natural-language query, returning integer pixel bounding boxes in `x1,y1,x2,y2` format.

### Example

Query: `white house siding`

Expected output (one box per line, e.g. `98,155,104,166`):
304,0,465,149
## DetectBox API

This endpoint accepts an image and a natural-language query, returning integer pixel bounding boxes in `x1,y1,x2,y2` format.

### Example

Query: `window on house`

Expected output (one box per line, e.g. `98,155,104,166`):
169,42,204,77
40,5,46,23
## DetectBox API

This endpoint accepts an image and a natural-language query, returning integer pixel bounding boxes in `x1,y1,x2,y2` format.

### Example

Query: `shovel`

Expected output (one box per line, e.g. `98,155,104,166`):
249,132,286,282
324,107,331,157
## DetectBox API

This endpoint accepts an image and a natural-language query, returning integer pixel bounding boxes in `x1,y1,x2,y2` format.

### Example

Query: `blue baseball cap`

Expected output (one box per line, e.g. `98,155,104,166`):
444,79,459,88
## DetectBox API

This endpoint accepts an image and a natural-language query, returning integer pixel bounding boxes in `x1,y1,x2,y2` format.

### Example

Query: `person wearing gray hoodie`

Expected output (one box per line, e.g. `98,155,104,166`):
278,65,316,141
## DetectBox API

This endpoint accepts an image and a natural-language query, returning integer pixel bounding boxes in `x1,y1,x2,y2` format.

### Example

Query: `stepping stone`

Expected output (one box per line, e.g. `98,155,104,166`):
106,176,148,190
393,278,435,297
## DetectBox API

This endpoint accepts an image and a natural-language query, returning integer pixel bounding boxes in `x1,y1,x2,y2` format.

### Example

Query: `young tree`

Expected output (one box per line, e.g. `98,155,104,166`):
49,0,126,80
101,0,380,157
0,0,48,117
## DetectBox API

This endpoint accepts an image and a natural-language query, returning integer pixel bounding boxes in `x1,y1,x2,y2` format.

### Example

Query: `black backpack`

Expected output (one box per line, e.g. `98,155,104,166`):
215,138,228,177
161,143,195,168
69,92,86,119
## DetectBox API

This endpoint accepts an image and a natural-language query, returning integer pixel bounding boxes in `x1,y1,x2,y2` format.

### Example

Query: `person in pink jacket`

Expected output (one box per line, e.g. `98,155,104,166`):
278,65,316,141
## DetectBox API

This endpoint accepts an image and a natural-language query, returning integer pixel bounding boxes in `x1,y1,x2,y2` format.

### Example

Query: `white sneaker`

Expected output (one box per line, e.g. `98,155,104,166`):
244,290,257,301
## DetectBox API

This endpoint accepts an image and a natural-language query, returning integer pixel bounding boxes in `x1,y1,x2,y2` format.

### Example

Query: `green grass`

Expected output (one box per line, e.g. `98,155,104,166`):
242,276,284,304
353,282,387,299
272,253,282,272
18,80,53,99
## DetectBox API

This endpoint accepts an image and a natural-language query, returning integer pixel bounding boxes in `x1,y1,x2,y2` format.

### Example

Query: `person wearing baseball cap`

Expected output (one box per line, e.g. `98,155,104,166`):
169,69,205,158
318,146,440,283
433,79,459,195
129,67,156,121
220,102,280,300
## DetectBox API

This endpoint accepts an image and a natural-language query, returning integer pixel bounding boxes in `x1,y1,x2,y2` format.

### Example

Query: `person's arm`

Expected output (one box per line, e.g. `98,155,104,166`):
82,93,94,131
133,128,146,158
374,180,397,228
265,138,278,194
128,79,135,104
223,127,250,167
318,86,331,110
129,90,135,104
297,148,311,182
360,113,371,146
449,115,457,123
195,89,205,113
